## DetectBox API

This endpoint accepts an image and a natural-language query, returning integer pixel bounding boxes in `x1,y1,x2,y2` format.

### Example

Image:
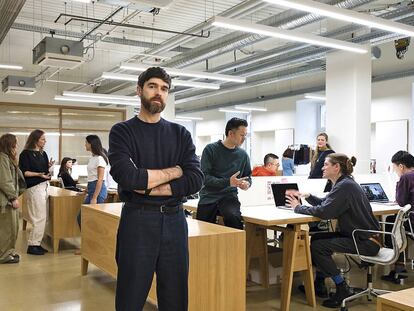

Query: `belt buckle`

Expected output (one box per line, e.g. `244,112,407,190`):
160,205,165,213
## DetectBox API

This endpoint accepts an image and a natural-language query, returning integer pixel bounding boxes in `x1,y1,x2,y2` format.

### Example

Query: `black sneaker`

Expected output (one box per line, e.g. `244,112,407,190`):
381,270,407,284
298,281,328,298
27,245,45,255
39,245,49,253
322,281,353,308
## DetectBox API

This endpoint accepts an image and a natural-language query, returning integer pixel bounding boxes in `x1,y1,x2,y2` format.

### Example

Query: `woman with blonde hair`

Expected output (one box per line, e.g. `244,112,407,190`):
19,129,54,255
0,134,26,263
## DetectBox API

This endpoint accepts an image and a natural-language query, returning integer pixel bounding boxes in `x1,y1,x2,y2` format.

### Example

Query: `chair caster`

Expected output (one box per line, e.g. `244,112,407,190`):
340,307,348,311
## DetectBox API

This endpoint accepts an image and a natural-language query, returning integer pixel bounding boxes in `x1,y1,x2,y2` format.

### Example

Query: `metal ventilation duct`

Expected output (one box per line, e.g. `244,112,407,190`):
0,0,26,44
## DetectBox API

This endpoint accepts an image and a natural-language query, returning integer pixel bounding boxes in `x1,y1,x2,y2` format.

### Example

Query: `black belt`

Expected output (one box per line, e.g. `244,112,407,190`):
124,202,183,214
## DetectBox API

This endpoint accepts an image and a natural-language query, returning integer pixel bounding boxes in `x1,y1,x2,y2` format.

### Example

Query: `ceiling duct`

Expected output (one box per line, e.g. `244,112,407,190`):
2,75,36,95
32,37,84,69
0,0,26,44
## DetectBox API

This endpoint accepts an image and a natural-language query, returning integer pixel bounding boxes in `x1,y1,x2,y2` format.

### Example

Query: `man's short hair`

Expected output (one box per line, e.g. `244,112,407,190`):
264,153,279,165
137,67,171,89
225,117,248,136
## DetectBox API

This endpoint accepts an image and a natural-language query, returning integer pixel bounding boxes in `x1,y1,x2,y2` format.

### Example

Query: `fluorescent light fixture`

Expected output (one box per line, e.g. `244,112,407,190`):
175,116,203,120
120,63,246,83
70,0,92,3
63,91,138,102
264,0,414,37
10,132,75,136
101,72,221,90
212,16,368,54
175,119,193,122
234,105,267,111
0,64,23,70
305,93,326,101
55,95,140,106
218,108,250,114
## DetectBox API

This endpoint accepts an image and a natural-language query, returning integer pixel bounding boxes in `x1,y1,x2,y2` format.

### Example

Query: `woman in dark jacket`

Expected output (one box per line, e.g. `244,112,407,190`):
58,157,79,190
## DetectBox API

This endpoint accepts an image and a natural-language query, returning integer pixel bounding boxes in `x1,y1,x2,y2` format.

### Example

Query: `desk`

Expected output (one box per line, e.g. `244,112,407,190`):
21,186,85,253
377,288,414,311
81,203,246,311
183,200,401,311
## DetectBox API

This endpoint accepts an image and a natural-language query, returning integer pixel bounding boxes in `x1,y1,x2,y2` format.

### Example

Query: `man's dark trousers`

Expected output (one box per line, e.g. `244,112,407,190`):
197,196,243,229
115,203,189,311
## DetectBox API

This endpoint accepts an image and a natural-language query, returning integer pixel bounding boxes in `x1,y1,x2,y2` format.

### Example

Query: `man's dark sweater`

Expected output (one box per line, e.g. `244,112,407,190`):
108,116,204,207
198,140,252,205
295,175,380,239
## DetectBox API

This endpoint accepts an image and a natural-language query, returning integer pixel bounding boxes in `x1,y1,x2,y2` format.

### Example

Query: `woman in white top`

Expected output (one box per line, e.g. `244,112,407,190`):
84,135,108,204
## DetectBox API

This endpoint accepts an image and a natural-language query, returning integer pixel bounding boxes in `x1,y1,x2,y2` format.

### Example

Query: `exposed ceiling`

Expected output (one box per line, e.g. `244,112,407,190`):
0,0,413,114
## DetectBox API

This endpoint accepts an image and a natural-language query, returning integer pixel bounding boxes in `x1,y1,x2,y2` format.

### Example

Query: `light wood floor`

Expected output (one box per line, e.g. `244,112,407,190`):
1,226,413,311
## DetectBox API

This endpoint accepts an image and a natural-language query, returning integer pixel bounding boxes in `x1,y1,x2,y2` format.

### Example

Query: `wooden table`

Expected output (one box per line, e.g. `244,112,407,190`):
183,199,402,311
21,186,85,253
81,203,246,311
377,288,414,311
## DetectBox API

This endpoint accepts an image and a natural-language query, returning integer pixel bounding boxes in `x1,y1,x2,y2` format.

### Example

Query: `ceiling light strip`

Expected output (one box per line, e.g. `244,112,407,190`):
0,64,23,70
63,91,138,101
304,93,326,101
218,108,250,114
120,63,246,83
264,0,414,37
234,105,267,111
101,72,221,90
212,16,368,54
55,95,140,106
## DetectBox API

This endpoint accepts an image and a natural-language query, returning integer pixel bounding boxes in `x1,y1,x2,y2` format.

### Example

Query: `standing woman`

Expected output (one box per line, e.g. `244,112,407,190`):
0,134,26,264
282,148,295,176
309,133,335,179
84,135,108,205
19,129,54,255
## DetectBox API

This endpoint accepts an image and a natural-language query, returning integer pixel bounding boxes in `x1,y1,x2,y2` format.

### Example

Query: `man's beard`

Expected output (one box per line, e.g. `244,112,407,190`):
141,95,166,114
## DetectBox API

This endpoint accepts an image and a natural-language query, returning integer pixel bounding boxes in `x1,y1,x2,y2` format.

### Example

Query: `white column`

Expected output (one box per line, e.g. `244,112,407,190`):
161,93,175,121
326,47,372,173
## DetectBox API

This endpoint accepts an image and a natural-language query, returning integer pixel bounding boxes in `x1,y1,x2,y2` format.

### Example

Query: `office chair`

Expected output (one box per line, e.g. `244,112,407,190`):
58,177,65,188
339,205,411,311
394,211,414,284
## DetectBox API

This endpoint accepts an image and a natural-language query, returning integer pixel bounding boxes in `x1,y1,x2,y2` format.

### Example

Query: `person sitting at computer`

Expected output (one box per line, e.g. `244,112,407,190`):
252,153,279,176
58,157,81,192
285,153,380,308
381,150,414,283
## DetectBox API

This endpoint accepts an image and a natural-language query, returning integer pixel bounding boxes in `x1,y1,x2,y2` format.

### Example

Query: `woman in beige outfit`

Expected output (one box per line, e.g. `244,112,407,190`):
0,134,26,264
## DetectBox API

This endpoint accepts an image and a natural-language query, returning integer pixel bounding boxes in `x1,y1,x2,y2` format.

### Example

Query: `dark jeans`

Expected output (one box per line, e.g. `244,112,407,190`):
196,196,243,229
311,232,380,277
115,203,189,311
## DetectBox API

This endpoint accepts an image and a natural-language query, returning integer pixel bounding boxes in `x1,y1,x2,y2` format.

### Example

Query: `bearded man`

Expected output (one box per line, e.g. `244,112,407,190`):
108,67,204,311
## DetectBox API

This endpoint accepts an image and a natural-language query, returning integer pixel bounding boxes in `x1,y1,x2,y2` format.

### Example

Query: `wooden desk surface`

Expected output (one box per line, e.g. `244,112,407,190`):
85,203,244,237
183,199,402,227
48,186,81,197
377,288,414,310
77,183,118,195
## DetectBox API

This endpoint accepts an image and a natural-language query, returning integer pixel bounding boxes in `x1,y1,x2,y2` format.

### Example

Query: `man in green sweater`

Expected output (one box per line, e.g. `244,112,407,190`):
196,117,252,229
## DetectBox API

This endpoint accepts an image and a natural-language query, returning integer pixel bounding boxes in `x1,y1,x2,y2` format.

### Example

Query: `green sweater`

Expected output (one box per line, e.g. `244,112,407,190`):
198,140,252,204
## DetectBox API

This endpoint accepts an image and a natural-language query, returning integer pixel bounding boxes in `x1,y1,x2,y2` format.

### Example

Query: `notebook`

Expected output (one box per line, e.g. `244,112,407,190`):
359,183,389,203
271,183,300,209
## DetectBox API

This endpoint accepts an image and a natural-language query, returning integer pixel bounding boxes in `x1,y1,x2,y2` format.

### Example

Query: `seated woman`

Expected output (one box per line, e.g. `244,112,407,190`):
382,150,414,283
286,153,380,309
58,157,81,191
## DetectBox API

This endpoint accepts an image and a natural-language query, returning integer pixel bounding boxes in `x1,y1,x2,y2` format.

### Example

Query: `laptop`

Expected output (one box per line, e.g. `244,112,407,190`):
359,183,390,203
271,183,300,209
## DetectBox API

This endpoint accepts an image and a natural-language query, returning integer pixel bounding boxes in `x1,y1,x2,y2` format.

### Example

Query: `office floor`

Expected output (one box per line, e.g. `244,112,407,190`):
1,228,413,311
